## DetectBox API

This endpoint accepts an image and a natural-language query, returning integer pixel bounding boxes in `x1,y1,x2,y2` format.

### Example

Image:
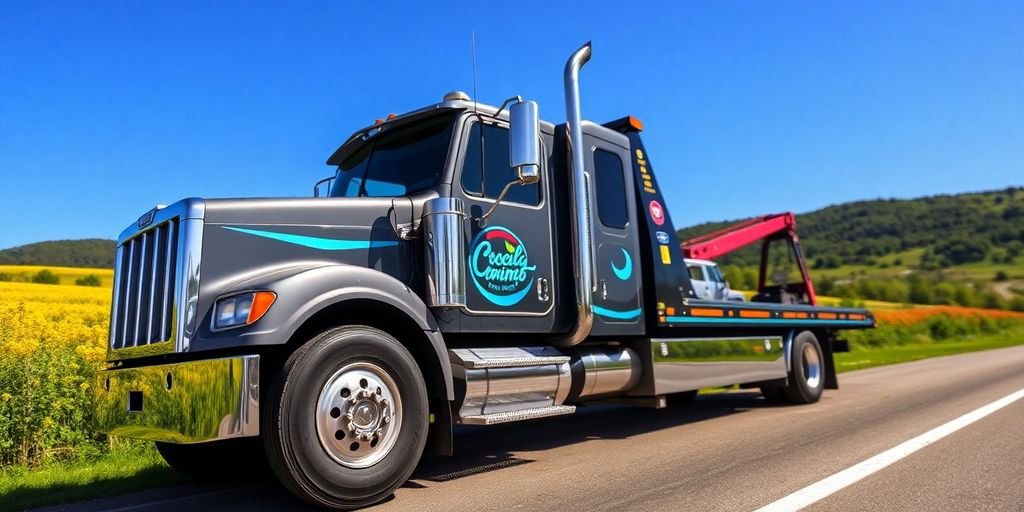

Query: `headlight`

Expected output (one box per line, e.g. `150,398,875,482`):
213,291,276,331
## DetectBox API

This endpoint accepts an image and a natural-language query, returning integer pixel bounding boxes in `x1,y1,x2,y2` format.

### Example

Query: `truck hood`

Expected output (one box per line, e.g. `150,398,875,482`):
198,195,426,317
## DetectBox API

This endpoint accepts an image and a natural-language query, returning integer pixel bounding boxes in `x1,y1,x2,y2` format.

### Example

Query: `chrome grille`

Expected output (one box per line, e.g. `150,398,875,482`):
111,219,179,349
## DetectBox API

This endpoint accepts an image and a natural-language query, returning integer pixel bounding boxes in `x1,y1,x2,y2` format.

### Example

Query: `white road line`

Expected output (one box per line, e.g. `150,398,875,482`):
755,386,1024,512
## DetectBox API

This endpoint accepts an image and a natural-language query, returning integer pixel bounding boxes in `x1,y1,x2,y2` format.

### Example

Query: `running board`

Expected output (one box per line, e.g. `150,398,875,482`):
450,347,574,425
450,347,569,369
461,405,577,425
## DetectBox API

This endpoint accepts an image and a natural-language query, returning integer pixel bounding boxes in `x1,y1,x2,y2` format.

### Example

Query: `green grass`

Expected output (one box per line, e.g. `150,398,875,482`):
834,331,1024,373
0,443,184,511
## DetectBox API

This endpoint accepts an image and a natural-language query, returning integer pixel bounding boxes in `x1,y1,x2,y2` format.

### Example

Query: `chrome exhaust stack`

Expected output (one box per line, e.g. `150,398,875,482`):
556,41,595,347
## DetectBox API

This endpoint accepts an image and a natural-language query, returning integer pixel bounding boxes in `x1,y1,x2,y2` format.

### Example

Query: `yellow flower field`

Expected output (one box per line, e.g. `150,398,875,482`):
0,281,111,467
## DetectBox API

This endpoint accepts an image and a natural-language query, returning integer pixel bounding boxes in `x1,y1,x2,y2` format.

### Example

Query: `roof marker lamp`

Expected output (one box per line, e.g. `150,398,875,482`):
213,291,276,331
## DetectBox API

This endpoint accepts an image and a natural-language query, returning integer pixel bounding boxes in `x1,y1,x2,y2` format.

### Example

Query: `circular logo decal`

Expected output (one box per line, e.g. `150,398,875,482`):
469,226,537,307
649,200,665,226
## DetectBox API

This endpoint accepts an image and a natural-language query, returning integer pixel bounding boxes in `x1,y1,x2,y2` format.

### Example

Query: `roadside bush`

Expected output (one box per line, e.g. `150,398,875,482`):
0,283,108,468
844,307,1024,349
30,270,59,285
74,274,102,287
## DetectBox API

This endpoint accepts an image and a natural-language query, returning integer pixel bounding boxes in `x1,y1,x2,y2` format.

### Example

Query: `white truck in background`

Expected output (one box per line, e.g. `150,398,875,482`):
685,258,745,301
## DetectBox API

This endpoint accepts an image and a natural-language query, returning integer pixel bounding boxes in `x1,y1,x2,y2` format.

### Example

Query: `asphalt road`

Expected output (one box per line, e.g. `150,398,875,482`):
46,346,1024,512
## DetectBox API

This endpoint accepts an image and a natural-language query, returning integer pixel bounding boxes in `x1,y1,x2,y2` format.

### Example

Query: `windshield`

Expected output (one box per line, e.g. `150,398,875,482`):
330,114,454,197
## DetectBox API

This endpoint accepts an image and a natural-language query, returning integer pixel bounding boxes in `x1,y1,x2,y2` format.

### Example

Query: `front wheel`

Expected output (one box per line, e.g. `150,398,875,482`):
264,326,429,510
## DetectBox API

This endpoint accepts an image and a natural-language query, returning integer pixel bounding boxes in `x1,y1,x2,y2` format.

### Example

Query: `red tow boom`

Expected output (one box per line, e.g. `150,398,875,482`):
681,212,817,305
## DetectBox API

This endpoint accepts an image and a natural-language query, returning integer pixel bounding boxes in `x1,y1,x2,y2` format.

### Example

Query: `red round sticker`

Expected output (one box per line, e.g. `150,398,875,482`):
649,200,665,226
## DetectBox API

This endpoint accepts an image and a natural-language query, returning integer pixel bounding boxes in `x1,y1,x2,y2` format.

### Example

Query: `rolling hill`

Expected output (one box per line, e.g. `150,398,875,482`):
678,187,1024,271
677,187,1024,308
0,239,116,268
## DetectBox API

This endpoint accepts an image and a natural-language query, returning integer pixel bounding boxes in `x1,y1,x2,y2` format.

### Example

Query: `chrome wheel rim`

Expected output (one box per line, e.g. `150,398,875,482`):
802,343,822,389
315,362,402,469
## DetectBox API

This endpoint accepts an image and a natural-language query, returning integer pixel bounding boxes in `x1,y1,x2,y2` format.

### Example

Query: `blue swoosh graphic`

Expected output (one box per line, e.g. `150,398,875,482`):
223,226,399,251
611,248,633,281
593,304,642,320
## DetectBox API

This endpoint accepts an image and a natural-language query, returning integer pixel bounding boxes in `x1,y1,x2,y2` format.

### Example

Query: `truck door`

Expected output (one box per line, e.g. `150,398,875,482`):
449,117,556,332
707,264,725,300
586,130,644,335
687,263,709,299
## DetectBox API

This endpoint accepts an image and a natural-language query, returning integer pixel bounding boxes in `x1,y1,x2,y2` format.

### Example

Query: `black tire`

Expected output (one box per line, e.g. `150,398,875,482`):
263,326,429,510
155,437,268,481
783,331,826,404
759,385,786,403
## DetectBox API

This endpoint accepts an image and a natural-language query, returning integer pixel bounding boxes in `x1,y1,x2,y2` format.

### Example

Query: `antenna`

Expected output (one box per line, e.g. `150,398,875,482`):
471,31,479,113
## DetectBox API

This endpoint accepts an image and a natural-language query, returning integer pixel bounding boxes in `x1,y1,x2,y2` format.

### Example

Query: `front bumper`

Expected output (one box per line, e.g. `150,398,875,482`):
94,355,259,444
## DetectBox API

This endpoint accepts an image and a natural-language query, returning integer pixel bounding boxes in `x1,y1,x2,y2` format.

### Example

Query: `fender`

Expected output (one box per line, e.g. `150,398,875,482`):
194,263,454,401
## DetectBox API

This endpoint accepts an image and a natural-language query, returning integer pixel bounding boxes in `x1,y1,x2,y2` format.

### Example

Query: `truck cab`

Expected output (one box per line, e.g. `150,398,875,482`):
93,43,873,510
310,92,642,337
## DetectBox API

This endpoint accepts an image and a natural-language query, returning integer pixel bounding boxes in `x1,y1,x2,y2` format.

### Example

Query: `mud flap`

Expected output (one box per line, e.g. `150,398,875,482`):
425,398,454,456
823,338,839,390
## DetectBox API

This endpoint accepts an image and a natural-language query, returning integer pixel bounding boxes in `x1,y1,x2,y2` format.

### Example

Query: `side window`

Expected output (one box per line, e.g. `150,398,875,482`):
688,265,705,281
593,149,628,229
461,122,540,206
707,266,723,283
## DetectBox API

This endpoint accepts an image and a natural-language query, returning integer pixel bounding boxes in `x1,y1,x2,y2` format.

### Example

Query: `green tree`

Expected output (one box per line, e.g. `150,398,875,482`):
31,269,60,285
75,274,102,287
908,277,934,304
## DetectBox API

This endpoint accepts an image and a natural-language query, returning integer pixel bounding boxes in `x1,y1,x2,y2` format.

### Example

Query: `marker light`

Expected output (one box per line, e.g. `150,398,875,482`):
213,291,276,330
628,115,644,131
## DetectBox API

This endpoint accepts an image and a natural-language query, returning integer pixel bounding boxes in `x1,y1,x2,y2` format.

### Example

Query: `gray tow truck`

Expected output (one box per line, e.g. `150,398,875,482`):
94,43,873,509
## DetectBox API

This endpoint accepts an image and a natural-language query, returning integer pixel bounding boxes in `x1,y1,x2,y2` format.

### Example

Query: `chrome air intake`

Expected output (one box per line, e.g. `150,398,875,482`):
422,197,467,308
556,42,595,347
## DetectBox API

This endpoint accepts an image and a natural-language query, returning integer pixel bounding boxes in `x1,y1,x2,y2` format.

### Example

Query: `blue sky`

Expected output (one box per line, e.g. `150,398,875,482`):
1,1,1021,249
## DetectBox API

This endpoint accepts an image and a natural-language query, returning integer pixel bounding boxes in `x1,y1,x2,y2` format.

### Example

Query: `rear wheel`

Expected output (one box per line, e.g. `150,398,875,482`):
264,326,428,510
782,331,825,404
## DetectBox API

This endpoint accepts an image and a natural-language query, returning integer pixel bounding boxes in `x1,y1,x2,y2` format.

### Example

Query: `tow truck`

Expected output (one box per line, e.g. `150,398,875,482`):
93,43,874,510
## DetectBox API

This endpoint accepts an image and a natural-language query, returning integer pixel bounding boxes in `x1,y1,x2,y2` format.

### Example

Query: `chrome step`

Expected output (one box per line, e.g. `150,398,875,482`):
451,347,575,426
450,347,569,369
461,405,577,425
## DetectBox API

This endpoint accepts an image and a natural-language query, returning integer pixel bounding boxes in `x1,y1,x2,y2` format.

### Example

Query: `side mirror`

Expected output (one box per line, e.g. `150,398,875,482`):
313,176,335,198
509,100,541,185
